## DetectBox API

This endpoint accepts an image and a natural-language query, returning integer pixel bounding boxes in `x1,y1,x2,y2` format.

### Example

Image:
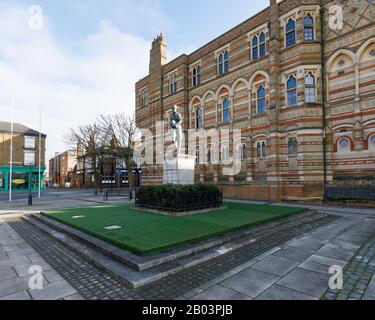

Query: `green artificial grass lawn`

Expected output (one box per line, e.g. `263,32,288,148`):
42,203,307,256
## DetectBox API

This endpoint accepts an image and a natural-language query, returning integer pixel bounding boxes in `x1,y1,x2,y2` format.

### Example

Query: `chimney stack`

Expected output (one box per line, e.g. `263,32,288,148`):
149,33,167,74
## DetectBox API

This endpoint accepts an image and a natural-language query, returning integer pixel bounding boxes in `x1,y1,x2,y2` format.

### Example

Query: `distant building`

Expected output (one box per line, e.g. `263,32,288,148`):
49,150,77,188
0,121,47,192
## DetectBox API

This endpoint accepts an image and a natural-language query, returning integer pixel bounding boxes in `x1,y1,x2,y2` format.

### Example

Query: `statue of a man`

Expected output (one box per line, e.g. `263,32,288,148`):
169,105,183,155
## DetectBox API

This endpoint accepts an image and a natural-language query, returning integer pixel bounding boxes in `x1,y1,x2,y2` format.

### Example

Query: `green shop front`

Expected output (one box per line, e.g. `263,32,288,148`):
0,166,46,192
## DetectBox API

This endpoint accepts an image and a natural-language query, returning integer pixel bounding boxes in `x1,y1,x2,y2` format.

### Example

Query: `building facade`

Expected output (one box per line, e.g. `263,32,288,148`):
0,121,47,192
135,0,375,202
49,150,77,188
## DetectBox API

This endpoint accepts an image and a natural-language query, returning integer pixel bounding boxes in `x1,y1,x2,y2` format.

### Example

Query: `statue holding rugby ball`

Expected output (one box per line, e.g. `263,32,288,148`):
169,105,183,155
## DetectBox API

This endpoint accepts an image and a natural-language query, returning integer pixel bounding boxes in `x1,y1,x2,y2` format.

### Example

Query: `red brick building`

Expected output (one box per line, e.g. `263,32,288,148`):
135,0,375,202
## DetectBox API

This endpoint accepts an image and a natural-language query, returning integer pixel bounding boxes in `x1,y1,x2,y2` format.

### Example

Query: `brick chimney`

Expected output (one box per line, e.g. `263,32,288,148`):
149,33,167,74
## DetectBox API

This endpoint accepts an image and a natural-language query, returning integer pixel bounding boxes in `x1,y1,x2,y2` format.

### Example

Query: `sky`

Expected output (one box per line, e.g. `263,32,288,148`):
0,0,269,161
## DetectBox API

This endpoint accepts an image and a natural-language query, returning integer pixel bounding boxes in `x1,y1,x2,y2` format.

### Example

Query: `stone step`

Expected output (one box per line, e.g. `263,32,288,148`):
20,211,331,289
31,210,322,272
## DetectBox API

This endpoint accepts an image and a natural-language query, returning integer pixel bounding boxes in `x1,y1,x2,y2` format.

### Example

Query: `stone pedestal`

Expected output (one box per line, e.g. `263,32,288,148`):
163,155,195,185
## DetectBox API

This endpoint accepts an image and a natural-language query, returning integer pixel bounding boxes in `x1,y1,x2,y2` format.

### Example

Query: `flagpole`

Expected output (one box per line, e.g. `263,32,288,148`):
9,92,14,203
38,106,42,199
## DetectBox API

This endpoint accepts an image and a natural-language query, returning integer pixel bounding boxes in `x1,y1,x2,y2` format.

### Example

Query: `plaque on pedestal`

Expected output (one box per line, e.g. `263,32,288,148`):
163,154,195,185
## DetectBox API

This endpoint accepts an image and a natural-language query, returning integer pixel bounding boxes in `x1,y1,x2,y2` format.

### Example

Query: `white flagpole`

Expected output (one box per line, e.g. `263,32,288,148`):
9,92,14,203
38,107,42,199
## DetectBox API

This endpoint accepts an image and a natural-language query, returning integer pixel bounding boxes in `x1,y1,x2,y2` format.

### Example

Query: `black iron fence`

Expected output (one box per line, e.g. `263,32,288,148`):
325,186,375,201
135,185,223,213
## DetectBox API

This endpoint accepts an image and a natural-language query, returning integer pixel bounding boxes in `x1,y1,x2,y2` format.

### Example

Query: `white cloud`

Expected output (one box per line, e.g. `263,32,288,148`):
0,3,150,160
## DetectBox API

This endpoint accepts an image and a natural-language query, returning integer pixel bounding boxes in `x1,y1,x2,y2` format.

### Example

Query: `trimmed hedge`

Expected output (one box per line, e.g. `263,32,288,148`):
135,184,223,212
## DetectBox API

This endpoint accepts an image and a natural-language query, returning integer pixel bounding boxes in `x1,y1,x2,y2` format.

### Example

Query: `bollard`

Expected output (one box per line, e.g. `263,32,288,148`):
28,194,33,206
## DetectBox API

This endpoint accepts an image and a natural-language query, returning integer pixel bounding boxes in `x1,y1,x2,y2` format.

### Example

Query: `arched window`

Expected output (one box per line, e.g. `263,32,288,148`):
195,107,203,129
252,33,266,61
238,144,247,161
223,98,231,122
256,141,267,158
288,138,298,155
256,142,261,158
262,141,267,158
218,51,229,75
286,19,296,47
338,138,351,153
287,76,297,106
305,72,316,103
257,86,266,113
304,14,314,41
192,65,201,87
252,36,259,60
369,135,375,152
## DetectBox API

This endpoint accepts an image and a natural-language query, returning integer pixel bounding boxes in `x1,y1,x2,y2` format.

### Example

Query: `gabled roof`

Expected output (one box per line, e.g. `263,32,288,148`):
0,121,47,137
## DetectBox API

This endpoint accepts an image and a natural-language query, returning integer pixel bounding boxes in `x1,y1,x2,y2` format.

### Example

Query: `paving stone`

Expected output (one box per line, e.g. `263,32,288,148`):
0,291,31,300
63,293,85,300
0,277,30,298
193,285,251,300
28,280,78,300
316,244,357,262
256,284,318,300
299,255,346,275
14,262,53,277
221,268,279,298
43,270,65,284
277,268,330,298
0,255,31,268
0,266,18,282
251,255,299,277
273,246,316,263
287,236,326,251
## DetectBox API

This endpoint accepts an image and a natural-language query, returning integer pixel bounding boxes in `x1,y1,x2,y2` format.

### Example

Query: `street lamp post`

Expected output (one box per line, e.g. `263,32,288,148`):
9,92,15,203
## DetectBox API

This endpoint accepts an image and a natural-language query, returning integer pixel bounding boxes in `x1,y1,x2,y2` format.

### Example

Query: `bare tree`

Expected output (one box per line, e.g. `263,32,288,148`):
65,122,109,195
99,114,138,187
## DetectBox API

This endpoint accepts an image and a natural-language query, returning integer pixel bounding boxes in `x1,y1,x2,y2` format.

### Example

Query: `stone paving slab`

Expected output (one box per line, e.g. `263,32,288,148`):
0,218,83,300
191,215,375,300
277,267,329,298
251,255,299,277
193,285,251,300
255,284,318,300
221,269,279,298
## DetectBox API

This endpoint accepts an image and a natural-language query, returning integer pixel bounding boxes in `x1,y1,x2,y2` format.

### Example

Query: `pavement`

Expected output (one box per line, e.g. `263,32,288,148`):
0,190,374,300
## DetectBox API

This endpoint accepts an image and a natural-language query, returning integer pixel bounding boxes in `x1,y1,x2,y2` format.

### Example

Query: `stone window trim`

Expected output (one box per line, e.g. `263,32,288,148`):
215,44,230,76
285,73,298,107
280,5,320,49
247,23,269,61
304,70,318,103
195,105,204,129
303,12,317,42
251,78,269,114
168,72,179,94
191,64,201,87
285,18,297,48
335,136,354,153
255,139,267,159
288,137,298,155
